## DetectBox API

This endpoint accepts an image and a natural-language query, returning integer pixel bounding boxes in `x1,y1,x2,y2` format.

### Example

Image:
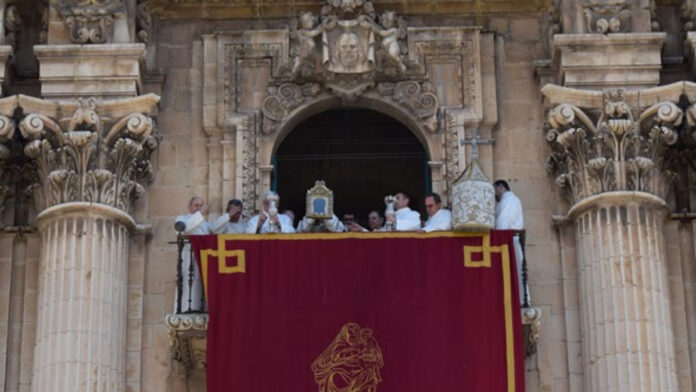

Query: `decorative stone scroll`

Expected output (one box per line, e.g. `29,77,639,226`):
18,94,160,214
377,81,438,132
262,83,320,134
56,0,126,44
544,89,682,205
0,102,14,219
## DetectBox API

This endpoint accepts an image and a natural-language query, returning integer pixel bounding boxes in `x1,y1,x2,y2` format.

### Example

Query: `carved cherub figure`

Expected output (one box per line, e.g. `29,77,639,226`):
293,12,324,73
372,11,405,70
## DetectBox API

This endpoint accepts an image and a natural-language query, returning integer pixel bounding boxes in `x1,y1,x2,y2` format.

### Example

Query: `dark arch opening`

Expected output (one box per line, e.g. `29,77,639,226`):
273,109,429,228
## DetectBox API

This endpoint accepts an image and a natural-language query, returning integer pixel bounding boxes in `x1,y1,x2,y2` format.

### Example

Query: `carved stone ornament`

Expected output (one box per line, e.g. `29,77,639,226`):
450,159,495,232
377,81,438,132
56,0,126,44
4,5,20,48
136,0,152,43
261,83,320,135
545,90,681,205
0,99,15,220
18,94,160,215
306,180,334,219
285,1,412,97
582,0,631,34
522,307,542,357
165,313,208,375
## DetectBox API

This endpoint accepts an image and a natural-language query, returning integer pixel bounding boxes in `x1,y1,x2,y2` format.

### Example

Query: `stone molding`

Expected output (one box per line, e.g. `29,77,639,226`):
542,83,695,206
35,200,137,230
566,190,668,220
55,0,127,44
16,93,160,215
34,43,145,99
553,32,665,90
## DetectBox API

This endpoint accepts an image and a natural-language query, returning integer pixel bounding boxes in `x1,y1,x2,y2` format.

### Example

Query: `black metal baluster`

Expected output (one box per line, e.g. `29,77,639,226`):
520,230,530,308
187,239,194,313
176,234,184,314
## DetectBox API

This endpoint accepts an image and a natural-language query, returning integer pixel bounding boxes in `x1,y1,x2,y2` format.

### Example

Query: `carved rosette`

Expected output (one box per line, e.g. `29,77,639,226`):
19,95,160,215
57,0,126,44
545,91,681,205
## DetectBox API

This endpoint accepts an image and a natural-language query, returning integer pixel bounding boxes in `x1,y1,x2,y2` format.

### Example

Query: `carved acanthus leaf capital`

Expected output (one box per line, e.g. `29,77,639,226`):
545,90,682,205
19,94,160,215
56,0,126,44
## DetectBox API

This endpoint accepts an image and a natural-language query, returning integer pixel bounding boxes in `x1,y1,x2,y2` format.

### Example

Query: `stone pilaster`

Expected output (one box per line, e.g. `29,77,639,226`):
15,93,159,392
544,84,687,391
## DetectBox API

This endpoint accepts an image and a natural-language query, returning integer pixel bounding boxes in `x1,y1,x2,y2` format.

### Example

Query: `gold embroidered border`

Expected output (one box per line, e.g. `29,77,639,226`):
463,234,516,392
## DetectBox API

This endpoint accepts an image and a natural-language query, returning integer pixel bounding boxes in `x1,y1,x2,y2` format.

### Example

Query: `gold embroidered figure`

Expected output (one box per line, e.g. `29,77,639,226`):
311,322,384,392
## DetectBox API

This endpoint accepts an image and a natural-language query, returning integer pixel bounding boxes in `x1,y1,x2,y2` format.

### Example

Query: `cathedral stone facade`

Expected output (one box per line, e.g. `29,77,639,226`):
1,0,696,391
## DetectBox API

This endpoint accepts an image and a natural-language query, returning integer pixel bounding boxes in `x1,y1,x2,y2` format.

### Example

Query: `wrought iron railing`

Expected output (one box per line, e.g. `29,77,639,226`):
172,231,531,314
174,235,207,313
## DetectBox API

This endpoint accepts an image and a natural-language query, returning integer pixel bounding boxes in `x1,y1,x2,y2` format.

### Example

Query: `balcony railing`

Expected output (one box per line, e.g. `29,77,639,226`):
166,231,541,374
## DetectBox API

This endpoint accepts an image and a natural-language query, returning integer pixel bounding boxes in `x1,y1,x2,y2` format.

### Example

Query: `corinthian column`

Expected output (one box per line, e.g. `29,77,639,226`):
544,88,684,391
17,94,159,392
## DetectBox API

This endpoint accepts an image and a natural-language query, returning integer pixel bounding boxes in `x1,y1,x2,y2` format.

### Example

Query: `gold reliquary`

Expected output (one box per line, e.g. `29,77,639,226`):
306,180,334,219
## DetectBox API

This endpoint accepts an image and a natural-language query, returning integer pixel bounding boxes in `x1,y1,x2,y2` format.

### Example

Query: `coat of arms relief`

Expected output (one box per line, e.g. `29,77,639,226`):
283,0,417,100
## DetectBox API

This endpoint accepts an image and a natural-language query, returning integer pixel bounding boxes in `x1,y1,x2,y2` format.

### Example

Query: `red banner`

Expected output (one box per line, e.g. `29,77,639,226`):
192,231,525,392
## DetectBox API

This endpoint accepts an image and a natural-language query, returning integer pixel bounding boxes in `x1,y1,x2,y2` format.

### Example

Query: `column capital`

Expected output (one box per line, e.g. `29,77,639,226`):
18,93,160,216
543,84,690,207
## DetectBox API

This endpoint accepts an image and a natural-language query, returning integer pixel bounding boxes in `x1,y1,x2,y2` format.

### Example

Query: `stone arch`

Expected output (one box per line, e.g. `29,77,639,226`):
261,95,441,166
256,94,446,207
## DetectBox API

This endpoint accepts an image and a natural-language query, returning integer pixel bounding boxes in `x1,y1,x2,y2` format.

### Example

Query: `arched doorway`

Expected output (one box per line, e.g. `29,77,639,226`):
274,109,429,227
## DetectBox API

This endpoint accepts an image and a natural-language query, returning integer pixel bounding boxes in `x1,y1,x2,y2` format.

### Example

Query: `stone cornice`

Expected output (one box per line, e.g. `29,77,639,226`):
542,82,696,109
150,0,546,20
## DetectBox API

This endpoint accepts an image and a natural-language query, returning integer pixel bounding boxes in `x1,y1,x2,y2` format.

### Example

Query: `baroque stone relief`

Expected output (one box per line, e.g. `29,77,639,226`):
544,89,683,205
17,94,160,214
581,0,632,34
259,0,438,134
56,0,126,44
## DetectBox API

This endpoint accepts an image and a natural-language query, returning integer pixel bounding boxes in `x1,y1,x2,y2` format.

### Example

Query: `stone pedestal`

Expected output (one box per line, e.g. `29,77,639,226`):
33,44,145,100
553,33,665,90
31,202,134,392
569,192,677,391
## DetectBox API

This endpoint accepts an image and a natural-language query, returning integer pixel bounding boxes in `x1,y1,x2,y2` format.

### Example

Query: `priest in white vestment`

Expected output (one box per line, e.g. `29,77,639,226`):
420,192,452,232
494,180,527,305
386,192,422,231
174,196,211,312
297,214,346,232
210,199,247,234
247,191,296,234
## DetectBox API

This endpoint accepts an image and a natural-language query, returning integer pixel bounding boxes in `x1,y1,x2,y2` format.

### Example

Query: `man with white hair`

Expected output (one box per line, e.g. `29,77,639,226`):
247,191,296,233
174,196,211,312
